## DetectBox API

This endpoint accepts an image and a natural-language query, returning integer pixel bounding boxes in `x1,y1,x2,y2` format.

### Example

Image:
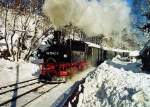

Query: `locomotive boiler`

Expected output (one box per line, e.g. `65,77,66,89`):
38,31,89,81
37,31,130,82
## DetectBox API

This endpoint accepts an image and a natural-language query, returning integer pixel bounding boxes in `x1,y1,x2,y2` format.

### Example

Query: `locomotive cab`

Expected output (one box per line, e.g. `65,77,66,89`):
39,31,88,82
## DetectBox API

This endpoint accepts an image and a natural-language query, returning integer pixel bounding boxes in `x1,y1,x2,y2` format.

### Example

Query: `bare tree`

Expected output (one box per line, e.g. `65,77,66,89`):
23,16,53,61
0,1,52,61
4,5,10,56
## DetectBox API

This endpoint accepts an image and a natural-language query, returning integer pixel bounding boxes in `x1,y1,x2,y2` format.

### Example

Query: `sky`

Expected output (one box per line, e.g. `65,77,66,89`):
126,0,133,6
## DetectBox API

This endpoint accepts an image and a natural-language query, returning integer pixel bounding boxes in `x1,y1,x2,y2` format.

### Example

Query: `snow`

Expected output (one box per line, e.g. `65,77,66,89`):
85,42,133,54
0,58,85,107
26,67,96,107
129,51,140,57
78,56,150,107
66,34,81,41
85,42,100,48
41,34,54,45
0,59,39,86
103,47,132,53
85,41,133,54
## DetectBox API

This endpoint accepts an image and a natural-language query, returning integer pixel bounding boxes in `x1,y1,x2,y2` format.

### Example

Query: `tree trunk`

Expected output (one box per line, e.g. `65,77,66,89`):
4,8,10,55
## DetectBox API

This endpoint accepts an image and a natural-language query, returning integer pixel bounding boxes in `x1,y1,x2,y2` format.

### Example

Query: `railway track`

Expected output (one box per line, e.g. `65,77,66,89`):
0,83,45,106
0,78,39,90
22,84,60,107
0,81,39,95
0,78,65,107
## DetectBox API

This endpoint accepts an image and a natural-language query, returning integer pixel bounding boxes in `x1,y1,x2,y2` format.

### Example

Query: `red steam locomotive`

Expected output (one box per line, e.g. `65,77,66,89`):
37,31,130,82
38,31,90,81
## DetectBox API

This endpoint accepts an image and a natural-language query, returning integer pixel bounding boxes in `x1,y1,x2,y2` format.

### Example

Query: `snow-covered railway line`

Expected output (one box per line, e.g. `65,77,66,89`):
0,78,39,90
21,83,60,107
0,79,64,107
0,80,39,95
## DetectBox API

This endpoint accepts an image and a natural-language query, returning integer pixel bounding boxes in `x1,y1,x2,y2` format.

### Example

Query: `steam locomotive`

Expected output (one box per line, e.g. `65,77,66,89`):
38,31,91,81
37,31,129,82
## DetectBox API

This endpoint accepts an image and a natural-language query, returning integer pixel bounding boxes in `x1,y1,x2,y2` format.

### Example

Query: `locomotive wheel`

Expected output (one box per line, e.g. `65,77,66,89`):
39,75,48,82
46,72,53,81
38,75,44,81
39,75,43,79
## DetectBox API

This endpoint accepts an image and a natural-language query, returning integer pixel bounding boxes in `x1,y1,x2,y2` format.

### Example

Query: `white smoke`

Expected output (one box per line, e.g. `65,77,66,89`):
43,0,131,37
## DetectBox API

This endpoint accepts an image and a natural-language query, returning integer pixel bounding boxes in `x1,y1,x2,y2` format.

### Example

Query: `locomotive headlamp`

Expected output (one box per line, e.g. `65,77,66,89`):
54,41,57,44
64,54,67,58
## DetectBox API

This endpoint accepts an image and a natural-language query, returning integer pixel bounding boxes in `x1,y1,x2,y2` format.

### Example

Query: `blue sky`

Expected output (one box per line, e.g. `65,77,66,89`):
126,0,133,6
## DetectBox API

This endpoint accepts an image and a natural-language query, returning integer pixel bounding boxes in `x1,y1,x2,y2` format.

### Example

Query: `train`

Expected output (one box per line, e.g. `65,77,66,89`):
37,31,130,82
38,31,90,81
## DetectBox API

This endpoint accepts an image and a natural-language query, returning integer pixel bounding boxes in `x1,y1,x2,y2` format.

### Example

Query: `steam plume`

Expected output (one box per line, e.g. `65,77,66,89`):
43,0,131,37
43,0,131,47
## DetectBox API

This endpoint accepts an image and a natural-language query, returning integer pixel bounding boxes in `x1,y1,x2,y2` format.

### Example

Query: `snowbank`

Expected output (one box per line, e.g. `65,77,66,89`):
0,59,39,86
78,57,150,107
103,47,131,53
129,51,140,57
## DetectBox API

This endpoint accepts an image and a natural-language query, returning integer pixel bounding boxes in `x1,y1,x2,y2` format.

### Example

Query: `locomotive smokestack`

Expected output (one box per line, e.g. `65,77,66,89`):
53,30,62,43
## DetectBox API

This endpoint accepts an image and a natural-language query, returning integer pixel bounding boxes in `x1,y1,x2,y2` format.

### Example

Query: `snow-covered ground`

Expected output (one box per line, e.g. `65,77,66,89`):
26,67,96,107
0,46,148,107
78,56,150,107
0,58,96,107
0,58,39,86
